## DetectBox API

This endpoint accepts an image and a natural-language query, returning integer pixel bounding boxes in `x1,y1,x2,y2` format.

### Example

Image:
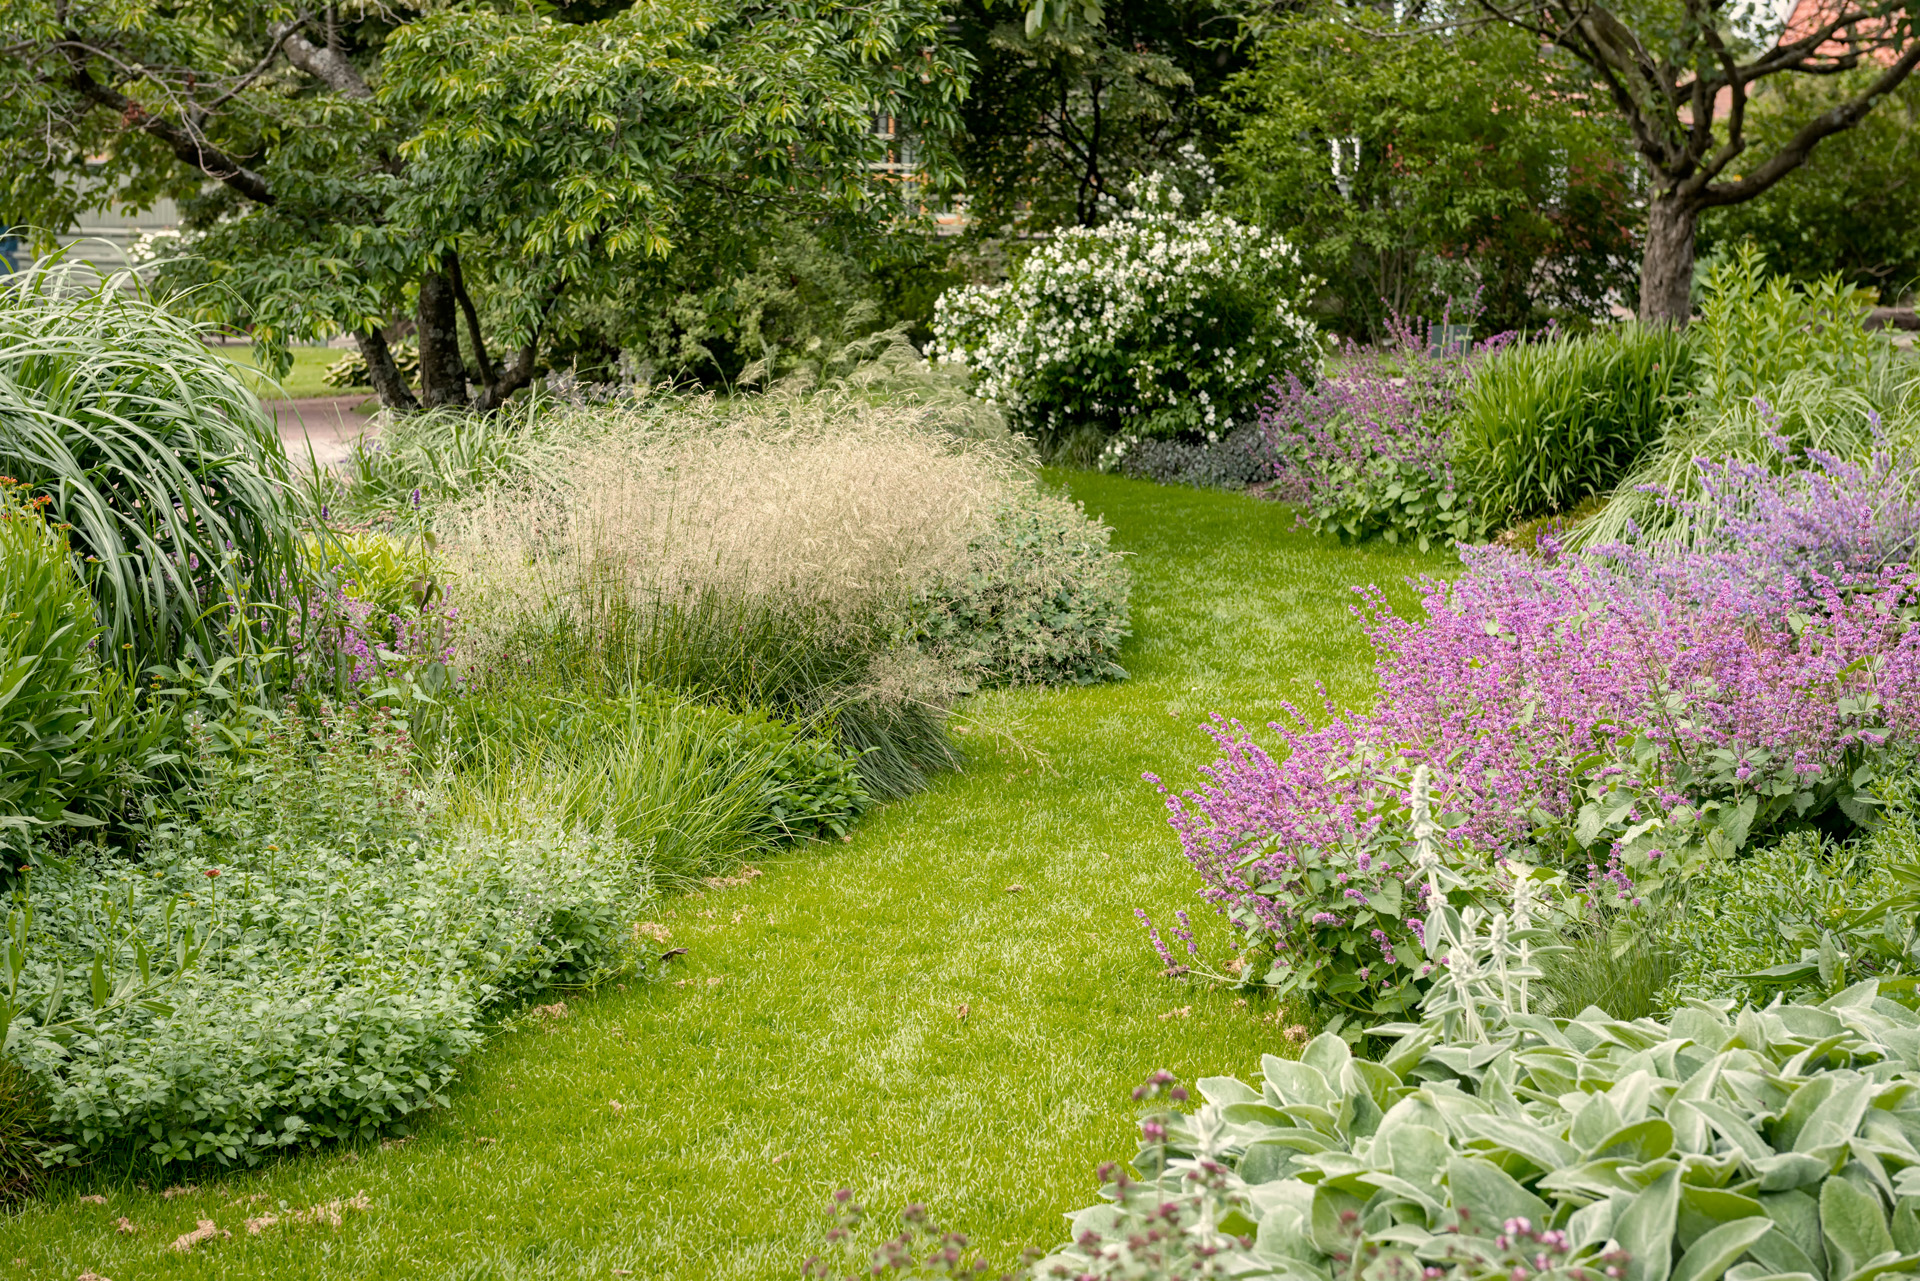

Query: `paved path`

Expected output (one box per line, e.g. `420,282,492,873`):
268,395,378,470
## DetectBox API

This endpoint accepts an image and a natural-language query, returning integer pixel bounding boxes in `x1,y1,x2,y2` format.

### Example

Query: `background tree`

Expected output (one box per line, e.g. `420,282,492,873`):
1703,69,1920,300
0,0,968,409
1217,10,1639,336
948,0,1244,232
1470,0,1920,321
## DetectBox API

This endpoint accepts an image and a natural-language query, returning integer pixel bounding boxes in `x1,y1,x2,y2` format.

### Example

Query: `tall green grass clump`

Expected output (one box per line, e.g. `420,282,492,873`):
0,268,301,668
446,691,869,886
1575,245,1920,547
0,480,156,855
1452,322,1696,528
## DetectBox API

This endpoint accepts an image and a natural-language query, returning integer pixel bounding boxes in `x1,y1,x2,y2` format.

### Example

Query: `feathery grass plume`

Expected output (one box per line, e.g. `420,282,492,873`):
0,261,301,669
443,388,1021,797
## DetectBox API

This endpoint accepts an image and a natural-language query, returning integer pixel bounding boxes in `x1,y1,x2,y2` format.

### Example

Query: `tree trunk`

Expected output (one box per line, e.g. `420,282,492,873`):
416,271,470,409
1638,195,1698,324
356,327,418,412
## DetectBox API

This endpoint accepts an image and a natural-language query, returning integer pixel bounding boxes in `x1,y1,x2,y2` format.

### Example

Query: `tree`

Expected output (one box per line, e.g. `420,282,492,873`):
0,1,968,410
1217,11,1639,335
1469,0,1920,320
1703,69,1920,299
949,0,1244,231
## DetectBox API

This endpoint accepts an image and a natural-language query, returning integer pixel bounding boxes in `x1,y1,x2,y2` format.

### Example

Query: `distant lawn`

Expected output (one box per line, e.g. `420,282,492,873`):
0,474,1451,1281
217,345,362,400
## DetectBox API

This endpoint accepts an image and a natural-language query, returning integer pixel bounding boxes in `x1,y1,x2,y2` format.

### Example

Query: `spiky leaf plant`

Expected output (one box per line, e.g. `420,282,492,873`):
0,266,302,669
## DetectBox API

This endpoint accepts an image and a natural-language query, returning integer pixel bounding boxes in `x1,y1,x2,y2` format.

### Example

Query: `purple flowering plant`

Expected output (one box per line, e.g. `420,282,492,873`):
1259,305,1515,551
1149,410,1920,1019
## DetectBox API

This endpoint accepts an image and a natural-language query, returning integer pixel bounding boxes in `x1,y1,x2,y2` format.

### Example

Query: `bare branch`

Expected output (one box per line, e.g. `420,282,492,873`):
271,19,372,98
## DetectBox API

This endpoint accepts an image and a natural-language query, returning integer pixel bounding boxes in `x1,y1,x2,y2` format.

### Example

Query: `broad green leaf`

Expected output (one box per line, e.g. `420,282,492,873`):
1617,1166,1683,1281
1446,1155,1549,1232
1674,1218,1778,1281
1821,1178,1894,1279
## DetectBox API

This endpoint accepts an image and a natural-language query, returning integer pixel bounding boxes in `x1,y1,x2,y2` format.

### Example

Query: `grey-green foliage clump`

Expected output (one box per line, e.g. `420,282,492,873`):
6,706,646,1166
915,488,1132,688
1045,991,1920,1281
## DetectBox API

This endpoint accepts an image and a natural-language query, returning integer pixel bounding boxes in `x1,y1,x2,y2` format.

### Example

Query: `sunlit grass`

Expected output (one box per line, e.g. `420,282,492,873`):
0,473,1450,1280
217,345,355,400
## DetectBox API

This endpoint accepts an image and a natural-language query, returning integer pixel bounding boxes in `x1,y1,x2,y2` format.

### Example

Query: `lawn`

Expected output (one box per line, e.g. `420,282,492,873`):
0,474,1449,1280
216,346,359,400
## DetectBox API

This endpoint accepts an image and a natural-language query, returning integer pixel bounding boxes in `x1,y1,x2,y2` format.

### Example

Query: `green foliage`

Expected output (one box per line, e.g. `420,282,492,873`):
1047,986,1920,1280
0,0,971,411
0,482,161,854
1217,13,1638,337
0,271,302,669
931,175,1321,458
1704,75,1920,304
1452,324,1697,530
915,488,1132,687
1577,248,1919,549
948,0,1238,231
445,690,871,881
322,340,416,391
0,1059,46,1202
7,704,647,1166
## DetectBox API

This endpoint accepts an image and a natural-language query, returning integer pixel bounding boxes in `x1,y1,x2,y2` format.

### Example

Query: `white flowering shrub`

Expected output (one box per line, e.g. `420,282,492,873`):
929,175,1321,459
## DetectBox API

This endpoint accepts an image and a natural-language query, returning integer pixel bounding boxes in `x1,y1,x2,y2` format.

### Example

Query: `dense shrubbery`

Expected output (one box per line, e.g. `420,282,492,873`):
439,377,1130,795
1108,424,1274,492
0,481,154,856
1151,433,1920,1029
930,174,1320,463
1260,316,1505,550
914,488,1132,687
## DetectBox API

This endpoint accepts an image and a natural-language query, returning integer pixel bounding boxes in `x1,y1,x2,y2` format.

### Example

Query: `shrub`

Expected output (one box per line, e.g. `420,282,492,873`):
929,173,1320,459
1041,984,1920,1280
0,269,302,668
914,488,1132,687
1651,764,1920,1013
7,704,646,1165
1104,423,1275,491
1451,323,1696,529
1150,438,1920,1023
1260,315,1510,550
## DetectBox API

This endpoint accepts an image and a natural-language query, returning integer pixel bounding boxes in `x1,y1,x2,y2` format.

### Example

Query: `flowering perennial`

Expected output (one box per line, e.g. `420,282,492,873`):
929,174,1319,454
1152,423,1920,1018
1260,312,1513,549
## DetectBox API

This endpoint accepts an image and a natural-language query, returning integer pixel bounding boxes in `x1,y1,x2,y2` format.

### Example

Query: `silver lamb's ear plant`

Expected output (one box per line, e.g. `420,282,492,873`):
1400,769,1565,1042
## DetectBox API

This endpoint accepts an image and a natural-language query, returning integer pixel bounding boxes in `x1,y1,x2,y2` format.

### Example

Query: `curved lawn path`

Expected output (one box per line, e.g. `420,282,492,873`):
0,474,1448,1280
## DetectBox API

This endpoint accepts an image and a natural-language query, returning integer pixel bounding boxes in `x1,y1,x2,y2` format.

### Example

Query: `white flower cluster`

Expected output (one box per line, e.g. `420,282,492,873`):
929,173,1320,447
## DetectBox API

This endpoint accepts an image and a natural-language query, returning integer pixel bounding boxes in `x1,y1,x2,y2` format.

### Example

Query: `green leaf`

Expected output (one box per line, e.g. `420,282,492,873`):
1821,1178,1894,1279
1617,1167,1684,1281
1675,1218,1778,1281
1446,1155,1549,1231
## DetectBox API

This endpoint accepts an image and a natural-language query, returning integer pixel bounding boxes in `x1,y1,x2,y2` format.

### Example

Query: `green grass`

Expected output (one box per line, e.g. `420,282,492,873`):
217,346,358,400
0,474,1449,1279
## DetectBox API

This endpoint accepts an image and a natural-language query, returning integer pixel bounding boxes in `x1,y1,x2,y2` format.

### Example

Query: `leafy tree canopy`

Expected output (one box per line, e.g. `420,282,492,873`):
1704,70,1920,303
1216,6,1640,336
0,1,969,409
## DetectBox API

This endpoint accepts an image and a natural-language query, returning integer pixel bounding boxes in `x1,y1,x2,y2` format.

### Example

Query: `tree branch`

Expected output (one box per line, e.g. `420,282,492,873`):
1700,35,1920,207
63,61,274,205
271,19,372,98
444,250,496,387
